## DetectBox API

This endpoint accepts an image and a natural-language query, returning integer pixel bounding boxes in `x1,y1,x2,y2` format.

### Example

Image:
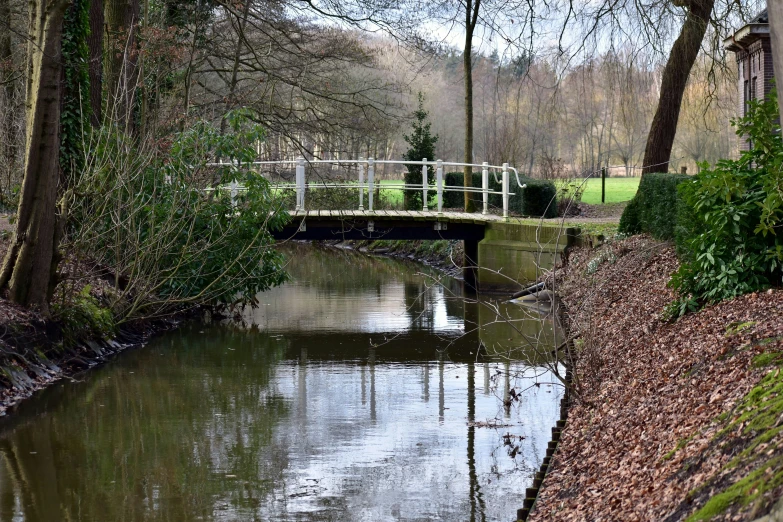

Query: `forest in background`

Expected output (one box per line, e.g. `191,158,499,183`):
0,0,758,201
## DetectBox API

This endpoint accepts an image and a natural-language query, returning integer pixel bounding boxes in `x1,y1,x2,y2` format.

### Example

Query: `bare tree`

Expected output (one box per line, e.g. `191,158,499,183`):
104,0,140,133
641,0,716,174
0,0,70,313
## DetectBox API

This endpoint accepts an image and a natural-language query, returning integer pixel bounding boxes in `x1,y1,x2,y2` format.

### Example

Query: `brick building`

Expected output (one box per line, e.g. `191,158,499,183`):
725,9,774,149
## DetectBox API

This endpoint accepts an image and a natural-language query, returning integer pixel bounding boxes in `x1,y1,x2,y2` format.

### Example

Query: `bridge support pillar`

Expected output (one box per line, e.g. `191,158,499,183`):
463,239,479,294
476,223,579,293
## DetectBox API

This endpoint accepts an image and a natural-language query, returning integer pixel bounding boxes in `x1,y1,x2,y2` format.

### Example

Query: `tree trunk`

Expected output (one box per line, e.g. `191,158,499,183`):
220,0,252,136
104,0,139,133
641,0,715,174
88,0,103,126
181,21,200,129
768,2,783,125
0,0,70,314
0,0,17,207
463,0,479,212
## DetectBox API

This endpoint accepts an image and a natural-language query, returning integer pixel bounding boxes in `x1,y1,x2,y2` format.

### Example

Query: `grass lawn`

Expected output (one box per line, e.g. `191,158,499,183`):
580,177,640,205
381,178,639,206
378,180,404,207
285,177,638,211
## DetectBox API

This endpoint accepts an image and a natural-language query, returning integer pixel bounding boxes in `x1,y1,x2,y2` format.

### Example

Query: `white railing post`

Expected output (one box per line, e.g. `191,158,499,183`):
436,159,443,214
358,157,365,210
482,161,489,215
368,157,375,212
296,156,305,211
421,158,428,211
502,162,509,219
230,180,238,208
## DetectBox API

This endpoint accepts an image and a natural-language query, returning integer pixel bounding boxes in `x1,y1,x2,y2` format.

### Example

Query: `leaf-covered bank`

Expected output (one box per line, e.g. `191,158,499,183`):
530,236,783,521
0,295,196,418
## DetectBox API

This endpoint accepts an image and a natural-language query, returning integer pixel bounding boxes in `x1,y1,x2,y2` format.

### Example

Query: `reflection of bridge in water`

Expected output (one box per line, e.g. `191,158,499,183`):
249,245,563,425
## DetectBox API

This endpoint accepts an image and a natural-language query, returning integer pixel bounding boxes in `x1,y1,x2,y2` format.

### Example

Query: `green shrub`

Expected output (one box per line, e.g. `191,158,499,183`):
522,178,558,218
669,92,783,308
53,285,115,346
618,196,641,235
442,171,557,218
443,172,488,208
618,172,689,240
67,110,289,321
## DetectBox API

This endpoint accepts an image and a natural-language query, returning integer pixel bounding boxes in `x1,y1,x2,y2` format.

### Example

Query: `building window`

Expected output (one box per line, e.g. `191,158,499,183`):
744,79,749,115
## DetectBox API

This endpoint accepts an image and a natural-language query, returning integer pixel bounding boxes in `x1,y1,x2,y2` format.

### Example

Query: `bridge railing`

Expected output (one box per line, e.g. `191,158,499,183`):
208,157,526,218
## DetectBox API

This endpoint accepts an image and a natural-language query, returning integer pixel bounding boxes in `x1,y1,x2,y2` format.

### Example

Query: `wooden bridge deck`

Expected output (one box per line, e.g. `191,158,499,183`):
288,209,508,224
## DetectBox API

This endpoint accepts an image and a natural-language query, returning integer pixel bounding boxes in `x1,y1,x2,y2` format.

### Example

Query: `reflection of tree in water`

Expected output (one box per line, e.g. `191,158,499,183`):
0,324,291,521
467,362,487,522
404,280,436,329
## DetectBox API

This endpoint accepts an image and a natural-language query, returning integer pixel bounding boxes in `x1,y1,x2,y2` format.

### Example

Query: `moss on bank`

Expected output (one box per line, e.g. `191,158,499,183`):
684,348,783,521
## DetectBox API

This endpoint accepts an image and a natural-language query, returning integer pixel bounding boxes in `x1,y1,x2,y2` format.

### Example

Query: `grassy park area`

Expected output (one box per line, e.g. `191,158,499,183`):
366,177,641,209
579,177,640,204
379,177,641,207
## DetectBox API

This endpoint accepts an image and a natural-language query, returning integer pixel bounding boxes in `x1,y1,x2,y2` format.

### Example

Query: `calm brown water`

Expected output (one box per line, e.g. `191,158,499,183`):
0,245,562,521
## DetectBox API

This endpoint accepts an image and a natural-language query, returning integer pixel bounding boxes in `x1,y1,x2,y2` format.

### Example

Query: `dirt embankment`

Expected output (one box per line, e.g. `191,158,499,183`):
322,238,465,277
531,236,783,521
0,217,193,417
0,297,189,417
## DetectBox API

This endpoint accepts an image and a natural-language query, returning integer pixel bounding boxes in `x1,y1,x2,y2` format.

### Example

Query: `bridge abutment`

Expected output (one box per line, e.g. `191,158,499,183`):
476,223,578,293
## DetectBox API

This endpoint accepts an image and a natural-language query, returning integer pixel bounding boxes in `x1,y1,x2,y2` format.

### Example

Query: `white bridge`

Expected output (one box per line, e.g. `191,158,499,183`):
209,156,577,293
216,157,527,219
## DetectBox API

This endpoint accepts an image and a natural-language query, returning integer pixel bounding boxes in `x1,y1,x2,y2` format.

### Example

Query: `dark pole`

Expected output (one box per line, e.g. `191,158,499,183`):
601,167,606,204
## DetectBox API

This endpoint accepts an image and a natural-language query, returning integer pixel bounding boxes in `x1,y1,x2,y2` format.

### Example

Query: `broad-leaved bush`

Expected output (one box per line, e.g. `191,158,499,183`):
670,92,783,308
65,110,289,321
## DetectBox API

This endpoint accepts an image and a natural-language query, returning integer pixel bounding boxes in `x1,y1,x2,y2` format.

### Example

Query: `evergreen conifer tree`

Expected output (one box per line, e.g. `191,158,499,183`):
403,93,438,210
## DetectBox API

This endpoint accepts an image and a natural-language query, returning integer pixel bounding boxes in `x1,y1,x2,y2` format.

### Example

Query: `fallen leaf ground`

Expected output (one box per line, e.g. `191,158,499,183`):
531,235,783,521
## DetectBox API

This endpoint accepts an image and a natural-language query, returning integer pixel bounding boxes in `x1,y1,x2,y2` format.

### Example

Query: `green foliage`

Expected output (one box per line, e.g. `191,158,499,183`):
403,93,438,210
53,286,115,346
670,93,783,306
523,178,558,218
660,296,699,322
618,173,689,240
443,172,557,218
68,110,289,319
686,363,783,520
443,171,485,208
618,196,641,235
165,0,214,30
60,0,91,183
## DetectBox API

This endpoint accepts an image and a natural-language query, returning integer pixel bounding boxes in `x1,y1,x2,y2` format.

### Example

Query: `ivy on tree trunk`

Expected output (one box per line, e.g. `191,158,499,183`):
0,0,17,208
88,0,103,127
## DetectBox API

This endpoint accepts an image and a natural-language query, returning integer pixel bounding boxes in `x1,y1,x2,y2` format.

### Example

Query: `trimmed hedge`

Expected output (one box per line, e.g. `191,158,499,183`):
618,172,690,240
442,171,557,218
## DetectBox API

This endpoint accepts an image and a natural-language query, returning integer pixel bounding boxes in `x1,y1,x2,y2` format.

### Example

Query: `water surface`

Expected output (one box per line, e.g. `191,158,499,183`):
0,245,562,521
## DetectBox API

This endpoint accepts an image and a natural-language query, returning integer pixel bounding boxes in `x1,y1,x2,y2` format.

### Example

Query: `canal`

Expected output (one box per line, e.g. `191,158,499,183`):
0,244,562,521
